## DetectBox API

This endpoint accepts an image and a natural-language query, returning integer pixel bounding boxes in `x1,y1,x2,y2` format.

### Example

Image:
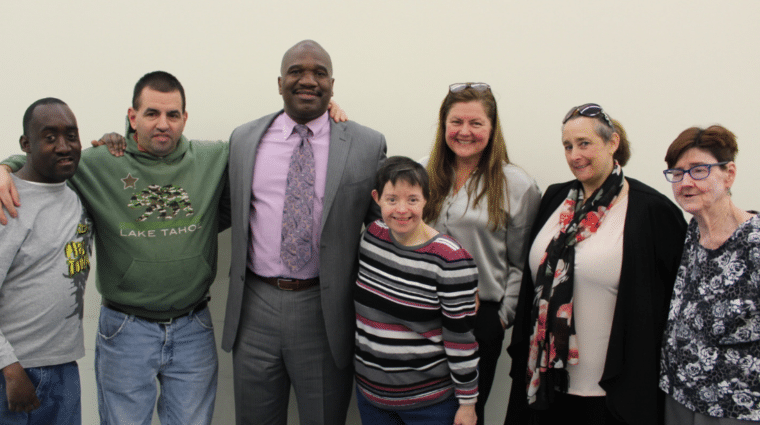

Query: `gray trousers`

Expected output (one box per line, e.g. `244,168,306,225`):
232,272,353,425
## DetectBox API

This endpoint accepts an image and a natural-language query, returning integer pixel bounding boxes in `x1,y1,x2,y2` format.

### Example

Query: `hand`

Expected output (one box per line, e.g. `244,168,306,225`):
3,363,40,413
474,291,480,313
0,164,20,225
453,404,476,425
328,100,348,122
91,132,126,157
500,317,507,330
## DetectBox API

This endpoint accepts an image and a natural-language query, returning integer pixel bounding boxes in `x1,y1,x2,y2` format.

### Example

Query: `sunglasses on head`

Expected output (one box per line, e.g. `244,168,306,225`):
563,103,614,128
449,82,491,93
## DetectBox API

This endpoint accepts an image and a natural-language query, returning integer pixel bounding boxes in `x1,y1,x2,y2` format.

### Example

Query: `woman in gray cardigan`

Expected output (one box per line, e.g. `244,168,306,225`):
422,83,541,425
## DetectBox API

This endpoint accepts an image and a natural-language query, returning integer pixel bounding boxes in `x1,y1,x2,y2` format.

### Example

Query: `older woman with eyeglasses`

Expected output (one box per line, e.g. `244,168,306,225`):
505,104,687,425
421,83,542,425
659,126,760,424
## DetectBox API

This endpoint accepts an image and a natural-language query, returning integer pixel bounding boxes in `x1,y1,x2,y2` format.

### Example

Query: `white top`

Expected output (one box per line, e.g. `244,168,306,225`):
528,193,628,395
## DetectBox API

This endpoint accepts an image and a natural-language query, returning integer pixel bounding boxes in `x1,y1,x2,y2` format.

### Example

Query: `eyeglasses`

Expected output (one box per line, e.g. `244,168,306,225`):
663,161,729,183
449,82,491,93
563,103,614,129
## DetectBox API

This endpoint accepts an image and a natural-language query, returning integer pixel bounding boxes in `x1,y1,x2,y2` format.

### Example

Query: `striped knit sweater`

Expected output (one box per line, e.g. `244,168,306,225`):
354,220,479,410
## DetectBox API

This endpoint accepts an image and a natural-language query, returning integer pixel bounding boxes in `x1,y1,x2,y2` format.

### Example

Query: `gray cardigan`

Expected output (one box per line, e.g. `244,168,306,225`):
427,162,541,326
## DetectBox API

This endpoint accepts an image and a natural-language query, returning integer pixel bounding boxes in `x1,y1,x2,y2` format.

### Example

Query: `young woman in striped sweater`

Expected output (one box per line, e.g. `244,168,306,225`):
354,156,479,425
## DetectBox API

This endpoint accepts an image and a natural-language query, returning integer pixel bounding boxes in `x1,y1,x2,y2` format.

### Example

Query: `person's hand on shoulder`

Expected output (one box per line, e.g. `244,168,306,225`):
328,100,348,123
0,164,20,225
91,132,126,157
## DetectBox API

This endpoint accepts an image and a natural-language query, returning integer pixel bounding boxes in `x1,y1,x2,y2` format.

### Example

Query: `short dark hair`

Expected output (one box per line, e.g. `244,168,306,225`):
375,156,430,200
665,125,738,168
23,97,67,136
132,71,186,112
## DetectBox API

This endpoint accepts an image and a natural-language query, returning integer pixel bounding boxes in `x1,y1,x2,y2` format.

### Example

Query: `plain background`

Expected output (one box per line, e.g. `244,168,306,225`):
1,1,758,423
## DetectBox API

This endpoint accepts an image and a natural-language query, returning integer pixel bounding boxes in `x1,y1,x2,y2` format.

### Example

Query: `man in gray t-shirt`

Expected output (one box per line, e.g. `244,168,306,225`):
0,98,92,425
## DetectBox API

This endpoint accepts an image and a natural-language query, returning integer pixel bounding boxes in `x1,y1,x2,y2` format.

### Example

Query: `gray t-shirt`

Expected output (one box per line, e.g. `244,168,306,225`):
0,174,93,369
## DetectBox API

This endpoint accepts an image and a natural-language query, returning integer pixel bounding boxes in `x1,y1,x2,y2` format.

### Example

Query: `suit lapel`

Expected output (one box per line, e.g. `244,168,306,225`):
238,112,281,225
321,121,349,230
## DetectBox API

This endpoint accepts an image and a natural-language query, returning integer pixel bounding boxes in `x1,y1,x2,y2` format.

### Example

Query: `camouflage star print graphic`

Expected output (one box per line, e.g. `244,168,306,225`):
128,184,194,222
121,173,139,189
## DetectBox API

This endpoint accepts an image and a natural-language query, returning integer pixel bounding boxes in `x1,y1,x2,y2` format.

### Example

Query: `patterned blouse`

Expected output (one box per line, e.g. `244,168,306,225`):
660,214,760,420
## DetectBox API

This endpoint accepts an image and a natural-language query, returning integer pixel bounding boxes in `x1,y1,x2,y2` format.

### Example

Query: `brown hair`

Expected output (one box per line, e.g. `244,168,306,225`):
665,125,738,168
423,86,509,231
564,107,631,166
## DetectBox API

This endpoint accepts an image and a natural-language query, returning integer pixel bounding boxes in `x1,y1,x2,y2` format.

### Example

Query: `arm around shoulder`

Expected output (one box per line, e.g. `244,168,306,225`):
0,161,23,225
218,166,231,232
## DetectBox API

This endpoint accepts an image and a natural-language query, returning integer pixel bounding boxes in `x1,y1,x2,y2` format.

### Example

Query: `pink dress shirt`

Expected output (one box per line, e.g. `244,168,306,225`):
247,112,330,279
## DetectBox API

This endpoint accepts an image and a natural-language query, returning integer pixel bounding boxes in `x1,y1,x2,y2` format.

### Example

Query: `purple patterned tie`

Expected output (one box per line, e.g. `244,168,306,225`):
280,124,315,273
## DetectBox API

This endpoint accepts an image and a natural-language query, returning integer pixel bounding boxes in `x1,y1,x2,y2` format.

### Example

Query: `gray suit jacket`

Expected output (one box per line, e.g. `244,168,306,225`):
221,111,387,369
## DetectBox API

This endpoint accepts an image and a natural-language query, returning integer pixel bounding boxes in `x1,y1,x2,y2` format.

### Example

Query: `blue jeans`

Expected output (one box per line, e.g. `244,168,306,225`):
0,361,81,425
356,386,459,425
95,305,218,425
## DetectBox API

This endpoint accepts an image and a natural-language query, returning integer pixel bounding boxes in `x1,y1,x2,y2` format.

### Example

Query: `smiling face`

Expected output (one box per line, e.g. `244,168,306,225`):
19,103,81,183
444,101,492,166
128,87,187,157
278,42,334,124
562,116,619,195
670,147,735,216
372,179,428,246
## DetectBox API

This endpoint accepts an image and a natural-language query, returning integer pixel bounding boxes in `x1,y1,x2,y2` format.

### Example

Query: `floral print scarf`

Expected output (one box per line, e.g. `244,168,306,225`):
526,163,625,409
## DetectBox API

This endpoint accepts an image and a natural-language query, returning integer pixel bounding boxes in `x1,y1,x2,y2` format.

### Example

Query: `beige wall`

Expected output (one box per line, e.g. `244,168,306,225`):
1,1,758,423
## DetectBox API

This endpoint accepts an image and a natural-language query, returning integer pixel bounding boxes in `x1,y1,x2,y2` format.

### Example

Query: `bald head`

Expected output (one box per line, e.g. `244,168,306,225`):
278,39,334,124
280,40,332,77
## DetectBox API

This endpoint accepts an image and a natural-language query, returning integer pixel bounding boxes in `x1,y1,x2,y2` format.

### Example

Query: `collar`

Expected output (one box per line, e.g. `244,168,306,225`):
279,111,330,140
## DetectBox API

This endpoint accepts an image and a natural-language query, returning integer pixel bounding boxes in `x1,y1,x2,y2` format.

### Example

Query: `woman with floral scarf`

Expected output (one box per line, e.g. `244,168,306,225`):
505,104,687,424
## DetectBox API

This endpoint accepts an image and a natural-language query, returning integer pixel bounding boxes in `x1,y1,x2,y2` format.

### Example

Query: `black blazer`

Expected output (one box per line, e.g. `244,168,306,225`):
505,177,687,425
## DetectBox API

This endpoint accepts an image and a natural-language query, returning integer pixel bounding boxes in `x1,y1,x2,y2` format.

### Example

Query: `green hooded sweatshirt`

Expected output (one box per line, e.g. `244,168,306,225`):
4,133,230,319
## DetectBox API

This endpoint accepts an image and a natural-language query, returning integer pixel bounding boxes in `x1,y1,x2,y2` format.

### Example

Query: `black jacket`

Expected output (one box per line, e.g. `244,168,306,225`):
505,177,687,425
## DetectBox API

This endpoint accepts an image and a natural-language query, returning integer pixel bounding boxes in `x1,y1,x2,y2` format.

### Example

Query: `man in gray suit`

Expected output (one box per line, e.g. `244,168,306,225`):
220,40,387,425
